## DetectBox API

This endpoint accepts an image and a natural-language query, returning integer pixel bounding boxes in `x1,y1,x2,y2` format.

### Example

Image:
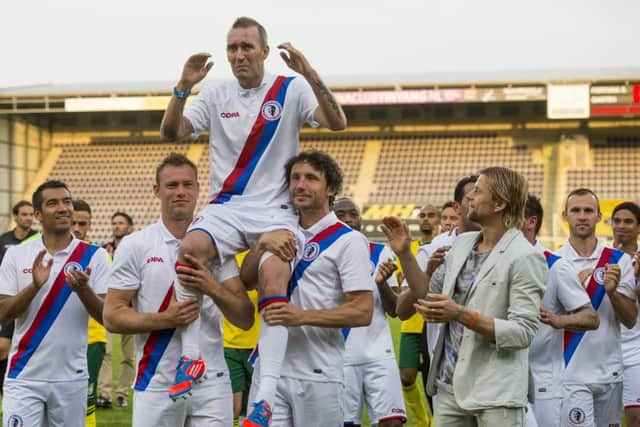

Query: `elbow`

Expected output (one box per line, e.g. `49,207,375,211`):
352,299,373,327
623,316,637,330
239,272,257,291
236,309,256,331
239,317,255,331
385,306,398,318
397,305,414,321
160,124,179,142
328,120,347,132
102,306,123,334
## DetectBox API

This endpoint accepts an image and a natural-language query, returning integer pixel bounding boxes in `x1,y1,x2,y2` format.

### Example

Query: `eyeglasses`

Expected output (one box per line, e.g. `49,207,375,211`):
72,221,89,226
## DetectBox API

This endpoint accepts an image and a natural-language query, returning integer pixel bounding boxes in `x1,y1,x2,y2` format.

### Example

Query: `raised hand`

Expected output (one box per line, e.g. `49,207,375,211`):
32,249,53,289
375,259,397,286
179,53,214,90
603,263,621,294
277,42,313,76
427,246,450,276
415,293,461,323
66,267,92,293
380,216,412,255
632,251,640,281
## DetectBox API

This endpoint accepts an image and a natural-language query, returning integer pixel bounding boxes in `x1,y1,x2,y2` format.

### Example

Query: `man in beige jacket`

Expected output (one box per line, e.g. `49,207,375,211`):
383,167,547,426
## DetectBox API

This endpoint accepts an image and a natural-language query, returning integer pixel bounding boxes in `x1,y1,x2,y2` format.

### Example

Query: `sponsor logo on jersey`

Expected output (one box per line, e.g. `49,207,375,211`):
22,268,32,274
8,415,24,427
64,261,84,275
220,111,240,119
146,256,164,264
391,408,406,414
568,407,586,425
302,242,320,261
261,100,282,121
593,267,606,285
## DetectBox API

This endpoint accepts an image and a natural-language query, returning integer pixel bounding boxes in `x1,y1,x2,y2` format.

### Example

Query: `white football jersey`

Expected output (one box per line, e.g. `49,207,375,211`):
529,242,591,398
267,212,373,383
557,241,636,384
108,220,238,391
185,74,318,207
344,242,398,365
621,244,640,368
0,236,110,381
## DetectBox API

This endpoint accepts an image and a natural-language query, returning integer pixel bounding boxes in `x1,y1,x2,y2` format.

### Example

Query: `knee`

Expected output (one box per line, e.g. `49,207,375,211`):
178,231,216,263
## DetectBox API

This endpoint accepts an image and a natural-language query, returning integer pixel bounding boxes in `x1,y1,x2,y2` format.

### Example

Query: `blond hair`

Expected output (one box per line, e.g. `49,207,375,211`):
478,166,528,229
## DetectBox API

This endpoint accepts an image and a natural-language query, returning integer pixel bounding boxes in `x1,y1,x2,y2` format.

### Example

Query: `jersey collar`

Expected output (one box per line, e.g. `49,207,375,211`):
236,73,274,97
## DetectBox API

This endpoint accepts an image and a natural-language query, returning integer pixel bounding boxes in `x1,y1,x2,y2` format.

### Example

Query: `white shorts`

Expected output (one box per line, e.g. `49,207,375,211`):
344,358,407,425
188,202,304,264
529,398,561,427
250,375,343,427
133,381,232,427
624,364,640,409
3,378,87,427
561,382,622,427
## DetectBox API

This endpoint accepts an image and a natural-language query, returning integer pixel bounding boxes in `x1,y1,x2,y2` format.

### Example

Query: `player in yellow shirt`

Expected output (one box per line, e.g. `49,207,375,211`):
396,205,440,427
71,199,108,427
224,251,261,427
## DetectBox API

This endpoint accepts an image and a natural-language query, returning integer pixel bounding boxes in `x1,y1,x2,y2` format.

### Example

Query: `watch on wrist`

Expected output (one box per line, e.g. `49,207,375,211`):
173,86,191,99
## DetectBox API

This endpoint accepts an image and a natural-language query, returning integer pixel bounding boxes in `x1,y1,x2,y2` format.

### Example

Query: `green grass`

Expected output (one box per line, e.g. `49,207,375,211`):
97,334,134,426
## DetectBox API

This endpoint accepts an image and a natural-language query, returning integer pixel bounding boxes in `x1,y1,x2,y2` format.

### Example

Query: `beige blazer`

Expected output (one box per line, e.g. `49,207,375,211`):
426,228,547,410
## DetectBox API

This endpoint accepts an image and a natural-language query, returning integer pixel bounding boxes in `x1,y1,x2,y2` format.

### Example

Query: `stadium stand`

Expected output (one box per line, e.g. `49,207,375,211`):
300,137,368,199
48,141,189,242
369,134,544,205
566,137,640,200
31,132,637,245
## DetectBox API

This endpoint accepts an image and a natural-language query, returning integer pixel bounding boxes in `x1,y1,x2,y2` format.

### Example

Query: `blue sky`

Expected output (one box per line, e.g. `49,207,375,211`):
1,0,638,87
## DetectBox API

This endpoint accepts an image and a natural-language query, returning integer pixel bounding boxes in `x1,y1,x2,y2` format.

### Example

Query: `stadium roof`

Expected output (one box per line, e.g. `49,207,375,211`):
1,67,639,95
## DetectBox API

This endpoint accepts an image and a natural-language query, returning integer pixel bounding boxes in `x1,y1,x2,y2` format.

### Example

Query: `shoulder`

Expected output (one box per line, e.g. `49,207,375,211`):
116,226,156,254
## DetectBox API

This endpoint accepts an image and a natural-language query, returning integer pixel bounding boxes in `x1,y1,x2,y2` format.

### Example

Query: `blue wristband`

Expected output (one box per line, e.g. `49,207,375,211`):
173,86,190,99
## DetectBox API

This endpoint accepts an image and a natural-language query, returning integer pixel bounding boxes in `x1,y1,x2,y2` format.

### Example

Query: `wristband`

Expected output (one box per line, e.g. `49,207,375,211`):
454,305,465,322
173,86,191,99
468,311,480,329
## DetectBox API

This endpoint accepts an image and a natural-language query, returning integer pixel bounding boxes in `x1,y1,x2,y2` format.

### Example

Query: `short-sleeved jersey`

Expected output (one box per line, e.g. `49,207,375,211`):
0,235,110,381
621,244,640,367
184,74,318,207
108,220,239,391
557,241,636,384
344,242,398,365
529,242,591,397
276,212,373,383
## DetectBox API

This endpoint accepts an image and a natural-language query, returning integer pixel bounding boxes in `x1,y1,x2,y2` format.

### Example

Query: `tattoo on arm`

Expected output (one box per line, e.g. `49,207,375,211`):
313,78,341,115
